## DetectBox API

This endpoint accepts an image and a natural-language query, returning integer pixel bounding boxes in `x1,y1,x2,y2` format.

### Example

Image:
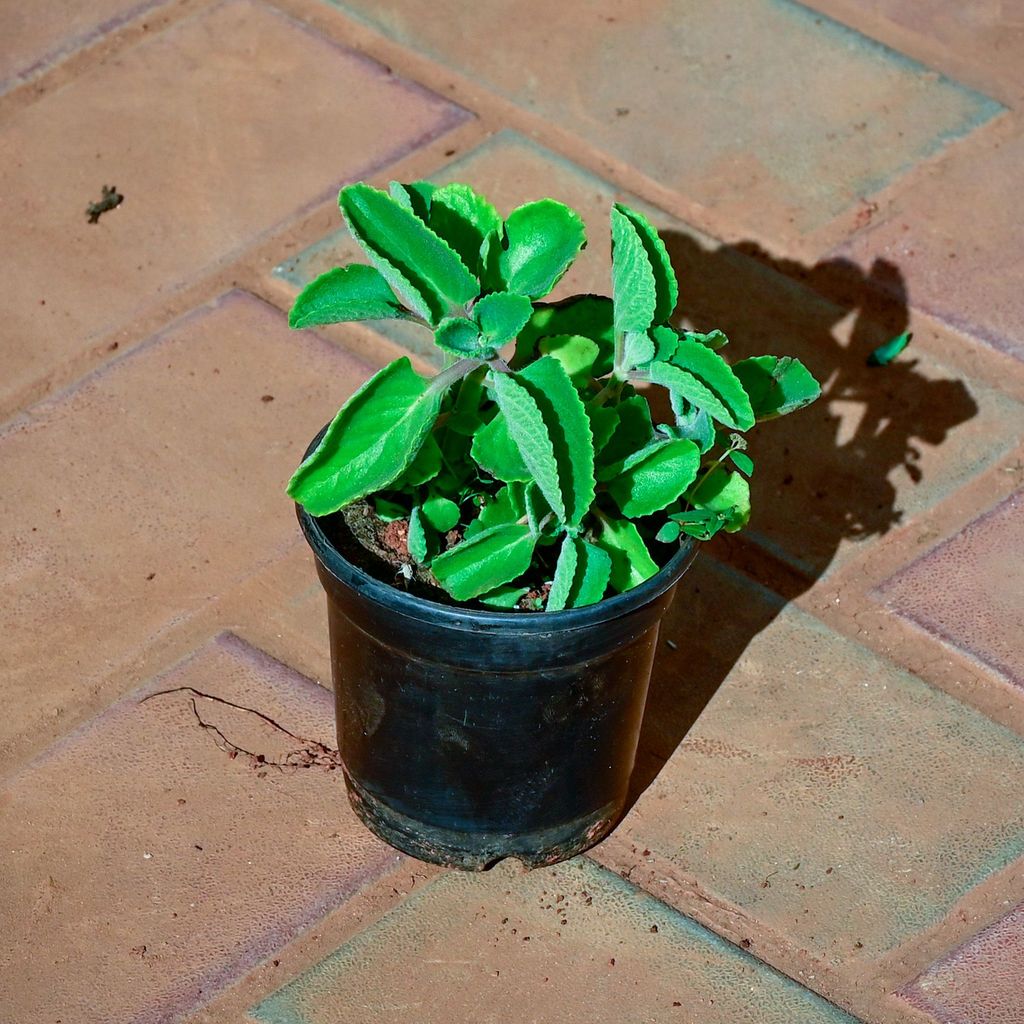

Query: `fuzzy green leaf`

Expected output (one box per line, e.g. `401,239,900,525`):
567,540,613,607
429,183,501,276
649,324,678,363
517,357,596,527
687,467,750,532
514,294,615,373
607,438,700,517
611,206,657,336
501,199,586,299
289,265,405,329
479,584,529,608
655,520,681,543
598,395,654,468
686,329,729,351
586,402,619,454
539,334,599,383
546,534,580,612
388,180,434,221
669,338,754,431
621,330,656,371
408,506,430,563
489,371,564,520
435,316,485,357
340,183,479,324
614,203,677,323
733,355,821,420
667,392,716,453
474,291,533,349
465,483,525,539
397,431,442,486
422,495,460,532
646,361,750,432
867,330,912,367
471,412,531,482
287,358,441,516
729,450,754,476
431,522,536,600
596,517,659,593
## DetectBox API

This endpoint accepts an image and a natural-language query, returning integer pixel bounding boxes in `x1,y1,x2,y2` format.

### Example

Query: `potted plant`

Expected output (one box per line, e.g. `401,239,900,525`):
287,180,820,869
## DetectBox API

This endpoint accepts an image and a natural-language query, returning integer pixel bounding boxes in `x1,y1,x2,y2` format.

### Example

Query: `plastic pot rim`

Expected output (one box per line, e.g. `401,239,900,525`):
294,423,699,635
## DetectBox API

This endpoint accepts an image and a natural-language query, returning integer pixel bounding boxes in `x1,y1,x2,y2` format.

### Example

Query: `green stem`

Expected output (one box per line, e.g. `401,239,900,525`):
427,357,485,397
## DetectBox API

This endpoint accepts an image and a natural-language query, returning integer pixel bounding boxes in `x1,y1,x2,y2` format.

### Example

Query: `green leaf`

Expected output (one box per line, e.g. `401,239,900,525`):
546,534,579,612
340,183,479,324
670,337,754,431
373,496,407,521
567,540,613,607
517,357,596,527
586,402,619,455
448,365,489,436
611,206,657,335
685,329,728,351
287,358,441,516
388,180,434,221
471,412,531,482
670,507,731,541
598,395,654,467
431,522,536,600
729,450,754,476
733,355,821,420
687,467,750,532
489,370,564,520
479,584,529,609
867,330,912,367
408,506,430,563
649,324,678,363
429,183,501,276
667,393,715,453
501,199,586,299
606,439,700,517
397,431,442,486
621,330,656,371
655,520,681,543
646,359,752,432
474,291,533,349
422,495,460,532
524,481,552,537
538,334,599,383
465,483,525,539
289,265,406,329
514,294,615,374
614,203,678,323
596,517,659,593
435,316,485,357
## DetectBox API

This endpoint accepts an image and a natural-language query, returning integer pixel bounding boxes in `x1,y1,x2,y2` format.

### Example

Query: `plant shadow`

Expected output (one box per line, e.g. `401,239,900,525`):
625,233,979,809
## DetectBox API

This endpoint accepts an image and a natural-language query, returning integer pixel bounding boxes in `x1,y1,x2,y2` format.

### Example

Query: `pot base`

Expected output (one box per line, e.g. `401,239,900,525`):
344,772,620,871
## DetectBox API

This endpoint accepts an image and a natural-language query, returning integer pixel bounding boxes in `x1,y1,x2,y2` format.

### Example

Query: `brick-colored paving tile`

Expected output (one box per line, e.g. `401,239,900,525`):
327,0,1000,236
250,858,857,1023
0,292,367,756
0,0,159,90
901,901,1024,1024
807,1,1024,105
276,130,1024,577
0,0,467,409
0,633,399,1024
875,492,1024,690
838,130,1024,361
603,566,1024,961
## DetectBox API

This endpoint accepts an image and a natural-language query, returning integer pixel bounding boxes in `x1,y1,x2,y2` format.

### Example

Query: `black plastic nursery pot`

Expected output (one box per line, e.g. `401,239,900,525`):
296,455,699,872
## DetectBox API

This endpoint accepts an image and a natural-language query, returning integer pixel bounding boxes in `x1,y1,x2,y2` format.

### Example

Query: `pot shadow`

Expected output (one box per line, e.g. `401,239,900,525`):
625,233,979,809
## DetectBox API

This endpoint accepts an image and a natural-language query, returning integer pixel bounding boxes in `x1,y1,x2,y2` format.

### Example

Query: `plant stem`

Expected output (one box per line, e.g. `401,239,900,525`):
427,357,485,396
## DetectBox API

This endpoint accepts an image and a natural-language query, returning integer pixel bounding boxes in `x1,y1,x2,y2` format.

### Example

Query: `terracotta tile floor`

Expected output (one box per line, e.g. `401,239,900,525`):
1,2,1022,1022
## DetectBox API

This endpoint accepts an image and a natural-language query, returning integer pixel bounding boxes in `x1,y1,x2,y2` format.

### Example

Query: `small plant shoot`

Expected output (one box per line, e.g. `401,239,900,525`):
287,181,821,610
